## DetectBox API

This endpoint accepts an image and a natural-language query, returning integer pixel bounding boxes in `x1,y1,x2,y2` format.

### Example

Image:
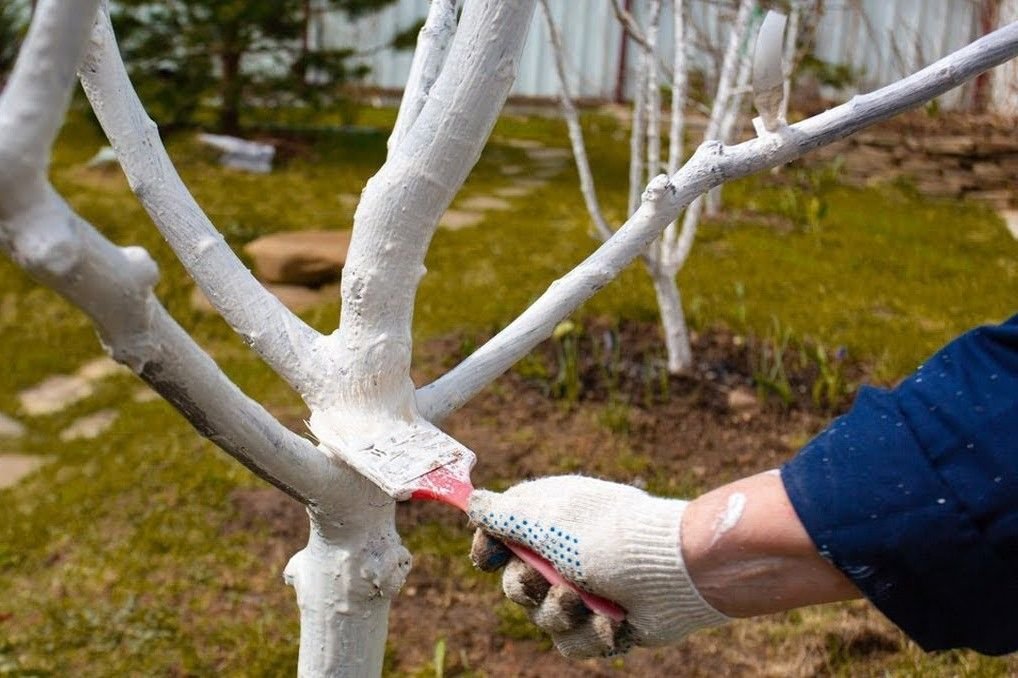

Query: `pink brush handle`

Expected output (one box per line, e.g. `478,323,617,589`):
502,540,626,622
410,470,627,623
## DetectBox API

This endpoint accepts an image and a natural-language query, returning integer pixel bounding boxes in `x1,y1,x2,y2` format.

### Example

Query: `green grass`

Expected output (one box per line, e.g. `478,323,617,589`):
0,104,1015,674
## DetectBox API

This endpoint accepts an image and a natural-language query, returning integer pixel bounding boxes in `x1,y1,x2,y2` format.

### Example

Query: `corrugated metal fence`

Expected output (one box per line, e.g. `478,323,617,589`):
315,1,1011,112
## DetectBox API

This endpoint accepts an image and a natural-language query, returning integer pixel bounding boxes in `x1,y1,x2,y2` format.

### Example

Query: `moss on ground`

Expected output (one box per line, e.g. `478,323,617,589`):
0,106,1015,675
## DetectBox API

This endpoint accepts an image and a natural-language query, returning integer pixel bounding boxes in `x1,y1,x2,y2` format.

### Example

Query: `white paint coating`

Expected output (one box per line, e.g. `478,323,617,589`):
711,492,747,545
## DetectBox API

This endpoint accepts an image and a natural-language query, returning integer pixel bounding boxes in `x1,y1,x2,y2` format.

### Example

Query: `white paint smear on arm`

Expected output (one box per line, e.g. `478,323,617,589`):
711,492,747,546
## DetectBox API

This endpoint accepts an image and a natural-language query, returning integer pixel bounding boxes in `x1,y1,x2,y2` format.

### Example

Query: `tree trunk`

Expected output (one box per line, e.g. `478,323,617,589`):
651,270,692,374
219,49,243,134
284,483,410,678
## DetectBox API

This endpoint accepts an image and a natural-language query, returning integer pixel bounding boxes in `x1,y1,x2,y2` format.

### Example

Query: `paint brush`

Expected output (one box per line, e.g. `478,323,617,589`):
310,416,626,622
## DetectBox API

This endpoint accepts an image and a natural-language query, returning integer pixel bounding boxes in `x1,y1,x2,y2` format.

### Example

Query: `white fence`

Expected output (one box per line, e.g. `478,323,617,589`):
317,0,1016,113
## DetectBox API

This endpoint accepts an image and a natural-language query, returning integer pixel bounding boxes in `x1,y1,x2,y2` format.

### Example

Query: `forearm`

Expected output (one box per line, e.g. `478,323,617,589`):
681,471,861,618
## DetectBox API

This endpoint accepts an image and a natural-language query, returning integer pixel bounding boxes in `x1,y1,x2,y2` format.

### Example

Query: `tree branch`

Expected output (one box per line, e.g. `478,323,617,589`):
77,5,328,402
417,19,1018,422
320,0,537,421
539,0,613,242
0,0,347,510
388,0,460,155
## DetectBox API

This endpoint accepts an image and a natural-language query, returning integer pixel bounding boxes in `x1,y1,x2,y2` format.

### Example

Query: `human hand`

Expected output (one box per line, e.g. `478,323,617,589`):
467,475,728,658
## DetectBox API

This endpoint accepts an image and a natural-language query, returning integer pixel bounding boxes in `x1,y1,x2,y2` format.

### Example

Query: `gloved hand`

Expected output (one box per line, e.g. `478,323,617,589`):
467,475,728,658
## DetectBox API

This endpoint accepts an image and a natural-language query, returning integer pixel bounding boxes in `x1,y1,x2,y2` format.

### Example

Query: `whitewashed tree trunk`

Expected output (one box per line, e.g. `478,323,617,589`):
5,1,1018,675
651,269,692,373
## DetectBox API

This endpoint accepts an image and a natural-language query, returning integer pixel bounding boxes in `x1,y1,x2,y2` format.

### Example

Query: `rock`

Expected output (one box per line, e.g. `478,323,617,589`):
898,157,945,175
85,146,119,169
0,454,48,489
494,185,534,199
525,146,571,162
59,409,119,442
0,413,25,439
726,386,759,412
922,136,976,156
965,189,1012,210
971,161,1010,183
439,209,485,230
457,195,512,212
974,136,1018,156
1000,209,1018,239
18,375,94,416
265,283,337,313
191,282,338,314
77,356,129,382
132,387,161,403
198,133,275,173
243,229,352,286
337,193,360,210
498,137,546,150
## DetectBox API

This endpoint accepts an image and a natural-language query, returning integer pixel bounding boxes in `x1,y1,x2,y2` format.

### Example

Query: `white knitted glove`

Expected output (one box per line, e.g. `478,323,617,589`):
468,475,728,658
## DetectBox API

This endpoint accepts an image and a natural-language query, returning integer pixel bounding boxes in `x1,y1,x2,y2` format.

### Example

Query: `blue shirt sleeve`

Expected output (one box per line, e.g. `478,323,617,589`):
781,314,1018,655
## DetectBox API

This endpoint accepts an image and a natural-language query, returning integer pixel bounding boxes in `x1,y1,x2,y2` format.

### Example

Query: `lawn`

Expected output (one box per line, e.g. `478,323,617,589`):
0,102,1015,675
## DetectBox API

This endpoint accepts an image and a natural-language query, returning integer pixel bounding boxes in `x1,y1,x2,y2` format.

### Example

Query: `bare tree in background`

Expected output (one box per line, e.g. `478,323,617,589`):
2,1,1017,675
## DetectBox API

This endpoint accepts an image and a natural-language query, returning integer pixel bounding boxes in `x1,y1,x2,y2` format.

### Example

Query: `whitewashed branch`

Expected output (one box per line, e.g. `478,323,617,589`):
539,0,613,242
754,11,789,132
779,1,803,122
665,0,756,259
667,0,688,176
318,0,537,423
0,0,346,511
388,0,460,154
78,6,328,402
644,0,665,182
418,20,1018,421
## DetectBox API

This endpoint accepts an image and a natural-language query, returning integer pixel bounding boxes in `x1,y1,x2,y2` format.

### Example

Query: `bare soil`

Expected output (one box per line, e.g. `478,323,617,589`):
234,321,917,676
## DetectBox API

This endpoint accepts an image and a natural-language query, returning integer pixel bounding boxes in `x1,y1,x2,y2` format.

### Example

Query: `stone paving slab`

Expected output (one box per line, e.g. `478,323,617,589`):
59,409,119,442
524,146,571,162
18,375,94,416
77,356,130,381
0,413,25,439
457,195,512,212
0,454,48,489
439,209,485,230
1001,209,1018,239
493,185,533,199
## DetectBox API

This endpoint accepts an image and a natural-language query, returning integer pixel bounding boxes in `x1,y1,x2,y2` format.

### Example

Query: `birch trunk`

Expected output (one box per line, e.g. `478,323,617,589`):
651,270,692,373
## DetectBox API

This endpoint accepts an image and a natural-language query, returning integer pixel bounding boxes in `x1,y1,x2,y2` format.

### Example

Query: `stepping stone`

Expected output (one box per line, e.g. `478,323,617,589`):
191,283,338,314
457,195,512,212
243,229,352,286
1000,210,1018,239
19,375,94,416
77,356,129,382
0,454,47,489
499,138,546,150
132,387,160,403
86,146,119,169
513,178,549,191
494,185,534,199
0,413,25,439
198,133,275,173
338,193,360,210
525,147,571,162
439,209,485,230
59,409,119,442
